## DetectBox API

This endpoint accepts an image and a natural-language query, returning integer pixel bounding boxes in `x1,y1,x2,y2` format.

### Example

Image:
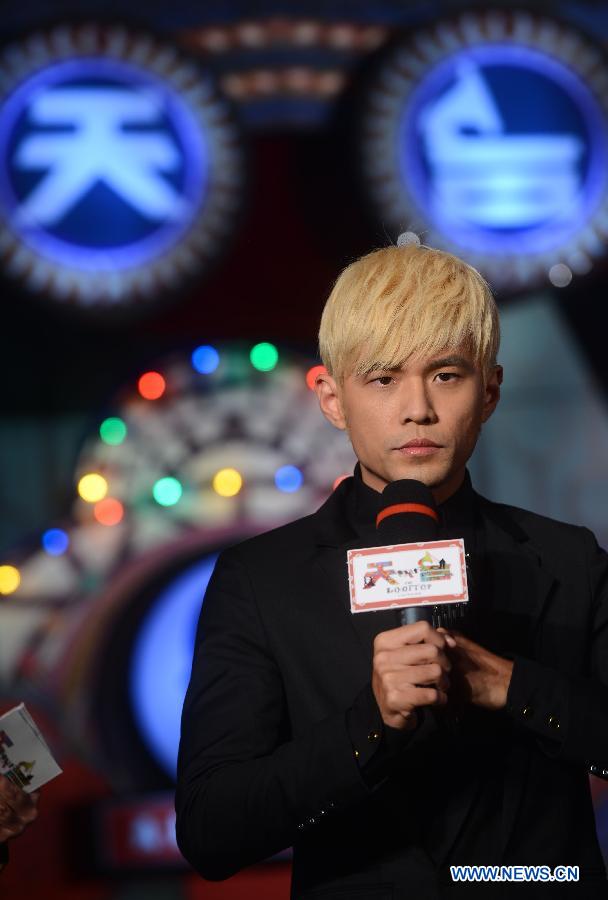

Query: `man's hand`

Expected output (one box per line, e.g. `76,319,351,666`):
372,620,452,731
438,630,514,710
0,776,39,844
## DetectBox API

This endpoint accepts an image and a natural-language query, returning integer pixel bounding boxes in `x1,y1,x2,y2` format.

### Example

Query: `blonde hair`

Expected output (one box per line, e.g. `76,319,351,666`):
318,242,500,385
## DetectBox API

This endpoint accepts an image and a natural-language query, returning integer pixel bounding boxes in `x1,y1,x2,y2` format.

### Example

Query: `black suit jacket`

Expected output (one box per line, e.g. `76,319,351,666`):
176,473,608,897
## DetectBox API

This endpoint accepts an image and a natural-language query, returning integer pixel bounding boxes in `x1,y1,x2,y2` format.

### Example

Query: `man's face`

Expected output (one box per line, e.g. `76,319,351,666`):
315,348,502,502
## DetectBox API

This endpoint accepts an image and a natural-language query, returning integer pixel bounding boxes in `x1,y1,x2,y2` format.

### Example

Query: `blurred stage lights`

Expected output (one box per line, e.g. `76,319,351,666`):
94,498,124,526
100,417,128,446
138,372,166,400
153,477,183,507
250,342,278,372
306,365,326,390
0,565,20,595
42,528,69,556
549,263,573,288
213,467,243,497
192,345,220,374
275,465,303,493
78,473,108,503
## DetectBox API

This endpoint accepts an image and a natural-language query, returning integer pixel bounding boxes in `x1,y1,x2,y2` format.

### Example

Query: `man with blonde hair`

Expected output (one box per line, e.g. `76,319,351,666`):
176,238,608,897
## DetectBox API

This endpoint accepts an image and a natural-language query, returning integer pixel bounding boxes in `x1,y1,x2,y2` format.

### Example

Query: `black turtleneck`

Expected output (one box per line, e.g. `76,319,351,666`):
346,462,505,870
351,460,478,536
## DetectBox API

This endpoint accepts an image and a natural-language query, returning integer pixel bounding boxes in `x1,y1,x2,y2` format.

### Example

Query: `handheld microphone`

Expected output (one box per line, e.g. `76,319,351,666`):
376,479,467,629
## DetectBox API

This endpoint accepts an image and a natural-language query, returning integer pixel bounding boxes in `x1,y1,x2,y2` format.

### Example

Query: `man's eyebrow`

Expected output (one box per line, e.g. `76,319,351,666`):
427,355,475,371
354,355,475,379
355,363,399,378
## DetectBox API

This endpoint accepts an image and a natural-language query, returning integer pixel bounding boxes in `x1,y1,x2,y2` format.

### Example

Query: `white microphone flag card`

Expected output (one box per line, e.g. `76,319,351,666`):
348,538,468,614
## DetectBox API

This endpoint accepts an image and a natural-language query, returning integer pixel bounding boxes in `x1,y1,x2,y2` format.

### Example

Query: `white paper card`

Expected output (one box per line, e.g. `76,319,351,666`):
0,703,62,792
348,538,468,614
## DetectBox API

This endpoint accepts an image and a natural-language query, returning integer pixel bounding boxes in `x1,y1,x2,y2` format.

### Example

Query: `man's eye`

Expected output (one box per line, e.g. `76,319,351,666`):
372,376,394,386
435,372,459,383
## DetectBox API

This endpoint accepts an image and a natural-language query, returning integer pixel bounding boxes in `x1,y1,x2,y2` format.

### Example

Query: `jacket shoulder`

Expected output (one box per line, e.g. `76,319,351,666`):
220,479,351,569
478,494,599,554
221,509,329,575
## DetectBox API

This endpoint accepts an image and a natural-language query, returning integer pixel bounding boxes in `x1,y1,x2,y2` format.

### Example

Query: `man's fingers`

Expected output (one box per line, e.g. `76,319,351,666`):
403,684,448,707
382,684,445,718
0,824,26,841
436,627,457,648
0,797,24,834
0,776,39,821
389,663,448,687
375,642,452,673
439,629,477,651
375,620,447,652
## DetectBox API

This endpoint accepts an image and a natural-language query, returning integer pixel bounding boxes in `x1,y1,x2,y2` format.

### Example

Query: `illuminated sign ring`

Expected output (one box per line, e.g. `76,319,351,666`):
0,24,245,309
360,10,608,289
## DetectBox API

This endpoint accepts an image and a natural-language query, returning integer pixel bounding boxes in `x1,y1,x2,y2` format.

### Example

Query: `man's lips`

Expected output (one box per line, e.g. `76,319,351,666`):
395,439,442,456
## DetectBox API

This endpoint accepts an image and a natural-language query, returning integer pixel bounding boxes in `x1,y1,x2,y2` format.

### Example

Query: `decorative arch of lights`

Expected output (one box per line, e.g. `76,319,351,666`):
0,343,355,783
360,10,608,291
0,24,245,309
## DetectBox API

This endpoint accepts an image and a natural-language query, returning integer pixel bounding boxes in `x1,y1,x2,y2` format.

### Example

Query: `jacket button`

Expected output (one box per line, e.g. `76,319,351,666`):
297,822,305,830
602,769,608,777
521,706,534,717
353,748,360,759
307,817,315,826
319,809,326,816
368,731,381,742
548,716,560,729
590,765,598,773
327,800,336,809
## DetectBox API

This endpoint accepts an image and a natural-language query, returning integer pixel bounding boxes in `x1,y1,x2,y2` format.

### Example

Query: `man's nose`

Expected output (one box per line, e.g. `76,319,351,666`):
399,378,436,424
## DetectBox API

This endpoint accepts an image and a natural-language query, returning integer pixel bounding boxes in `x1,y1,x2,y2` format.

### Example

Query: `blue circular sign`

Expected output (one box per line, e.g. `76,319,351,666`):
0,26,244,307
1,57,208,269
361,13,608,289
129,554,218,778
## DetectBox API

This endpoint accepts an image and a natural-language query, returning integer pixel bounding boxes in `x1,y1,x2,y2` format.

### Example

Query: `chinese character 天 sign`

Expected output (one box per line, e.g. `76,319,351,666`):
0,25,243,309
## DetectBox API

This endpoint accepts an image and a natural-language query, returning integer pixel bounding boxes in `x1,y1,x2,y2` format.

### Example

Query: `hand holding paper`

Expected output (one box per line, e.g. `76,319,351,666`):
0,704,62,793
0,776,39,845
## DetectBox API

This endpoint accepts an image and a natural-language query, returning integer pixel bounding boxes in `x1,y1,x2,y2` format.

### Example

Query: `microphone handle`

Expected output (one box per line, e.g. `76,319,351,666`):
399,603,467,737
400,602,467,629
400,606,433,626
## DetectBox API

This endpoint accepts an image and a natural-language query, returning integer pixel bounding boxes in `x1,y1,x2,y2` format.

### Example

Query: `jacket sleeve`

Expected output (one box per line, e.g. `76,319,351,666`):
505,527,608,778
174,547,424,880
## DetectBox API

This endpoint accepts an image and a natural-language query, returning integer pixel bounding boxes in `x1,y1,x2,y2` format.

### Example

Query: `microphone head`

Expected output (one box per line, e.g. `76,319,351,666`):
376,479,438,543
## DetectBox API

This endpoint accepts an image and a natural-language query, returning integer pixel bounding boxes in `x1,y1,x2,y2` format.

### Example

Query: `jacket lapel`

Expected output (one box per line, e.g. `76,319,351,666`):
315,538,403,666
312,476,404,661
475,498,558,857
473,498,557,659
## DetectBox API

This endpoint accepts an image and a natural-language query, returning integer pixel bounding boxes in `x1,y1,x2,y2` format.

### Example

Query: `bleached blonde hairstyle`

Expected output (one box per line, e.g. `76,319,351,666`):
318,242,500,385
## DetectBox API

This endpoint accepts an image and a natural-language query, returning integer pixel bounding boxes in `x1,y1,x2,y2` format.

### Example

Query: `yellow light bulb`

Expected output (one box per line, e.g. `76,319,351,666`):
212,468,243,498
0,565,20,595
78,473,109,503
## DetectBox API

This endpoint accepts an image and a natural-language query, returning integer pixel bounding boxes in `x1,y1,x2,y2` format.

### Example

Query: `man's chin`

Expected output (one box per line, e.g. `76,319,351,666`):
359,455,454,494
389,456,446,486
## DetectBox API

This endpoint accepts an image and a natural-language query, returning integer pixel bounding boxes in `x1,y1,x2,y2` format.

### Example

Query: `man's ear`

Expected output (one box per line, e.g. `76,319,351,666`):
481,364,503,423
313,370,348,431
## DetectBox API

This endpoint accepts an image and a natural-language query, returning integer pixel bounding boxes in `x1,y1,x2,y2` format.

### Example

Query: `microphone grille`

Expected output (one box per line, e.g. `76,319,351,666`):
377,479,438,535
380,479,437,510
